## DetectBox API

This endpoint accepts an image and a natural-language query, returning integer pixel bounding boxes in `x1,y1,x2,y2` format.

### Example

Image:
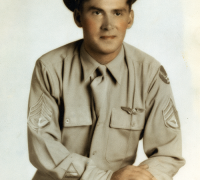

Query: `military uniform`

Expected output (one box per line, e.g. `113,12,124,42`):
28,39,185,180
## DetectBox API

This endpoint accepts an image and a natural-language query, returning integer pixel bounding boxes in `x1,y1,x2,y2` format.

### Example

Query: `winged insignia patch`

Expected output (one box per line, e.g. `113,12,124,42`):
159,66,170,84
163,99,180,130
28,94,52,131
121,107,145,115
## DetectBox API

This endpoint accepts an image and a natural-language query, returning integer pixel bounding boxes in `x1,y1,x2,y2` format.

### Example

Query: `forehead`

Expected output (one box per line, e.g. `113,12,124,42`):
82,0,129,11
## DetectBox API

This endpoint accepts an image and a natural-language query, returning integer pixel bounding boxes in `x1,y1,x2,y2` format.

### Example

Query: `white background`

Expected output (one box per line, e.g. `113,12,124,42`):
0,0,200,179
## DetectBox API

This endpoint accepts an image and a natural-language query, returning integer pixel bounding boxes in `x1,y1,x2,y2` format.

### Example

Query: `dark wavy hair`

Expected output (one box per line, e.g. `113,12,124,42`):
64,0,137,12
127,0,137,10
79,0,136,11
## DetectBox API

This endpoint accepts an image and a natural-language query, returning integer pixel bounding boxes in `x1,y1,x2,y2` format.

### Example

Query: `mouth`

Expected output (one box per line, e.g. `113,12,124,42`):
100,36,116,40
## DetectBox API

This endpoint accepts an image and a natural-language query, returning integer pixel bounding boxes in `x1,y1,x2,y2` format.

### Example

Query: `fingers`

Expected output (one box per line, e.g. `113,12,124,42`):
129,171,153,180
111,165,155,180
131,165,154,179
139,169,153,179
139,164,149,169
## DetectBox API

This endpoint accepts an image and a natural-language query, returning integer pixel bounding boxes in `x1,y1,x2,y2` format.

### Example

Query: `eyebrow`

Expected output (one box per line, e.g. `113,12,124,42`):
87,6,127,12
87,6,103,12
113,8,127,12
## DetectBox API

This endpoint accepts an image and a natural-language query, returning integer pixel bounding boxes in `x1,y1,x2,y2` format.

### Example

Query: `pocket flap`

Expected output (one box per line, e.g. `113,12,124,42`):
110,107,145,130
63,105,92,127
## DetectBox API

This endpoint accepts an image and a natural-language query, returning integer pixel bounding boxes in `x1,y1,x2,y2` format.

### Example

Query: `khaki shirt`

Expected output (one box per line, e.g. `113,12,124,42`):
28,39,185,180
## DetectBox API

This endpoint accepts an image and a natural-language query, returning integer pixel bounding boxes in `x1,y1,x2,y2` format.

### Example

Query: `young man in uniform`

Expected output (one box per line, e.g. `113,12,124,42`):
27,0,185,179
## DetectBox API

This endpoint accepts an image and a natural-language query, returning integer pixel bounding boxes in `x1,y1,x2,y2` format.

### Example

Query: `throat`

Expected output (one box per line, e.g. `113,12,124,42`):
84,44,122,65
92,53,118,65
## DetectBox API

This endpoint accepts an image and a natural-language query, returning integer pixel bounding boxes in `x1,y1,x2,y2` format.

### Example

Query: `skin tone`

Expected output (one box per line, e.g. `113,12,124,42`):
74,0,155,179
74,0,134,64
111,164,155,180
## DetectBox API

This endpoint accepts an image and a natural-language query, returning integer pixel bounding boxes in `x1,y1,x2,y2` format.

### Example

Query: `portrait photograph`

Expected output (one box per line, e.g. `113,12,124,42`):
0,0,200,180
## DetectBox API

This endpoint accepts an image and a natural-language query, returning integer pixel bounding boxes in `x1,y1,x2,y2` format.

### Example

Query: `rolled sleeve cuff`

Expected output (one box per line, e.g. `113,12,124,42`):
52,153,114,180
57,153,90,179
139,160,172,180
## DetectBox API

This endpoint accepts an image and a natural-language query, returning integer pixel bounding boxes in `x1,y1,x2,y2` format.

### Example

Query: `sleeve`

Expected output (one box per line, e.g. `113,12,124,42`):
27,60,113,180
139,65,186,180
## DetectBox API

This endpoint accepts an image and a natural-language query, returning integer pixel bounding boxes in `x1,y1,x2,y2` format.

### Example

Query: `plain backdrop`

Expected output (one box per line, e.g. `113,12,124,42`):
0,0,200,179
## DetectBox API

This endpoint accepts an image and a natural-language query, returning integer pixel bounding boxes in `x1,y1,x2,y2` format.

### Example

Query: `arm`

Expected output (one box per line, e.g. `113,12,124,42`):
27,60,113,180
139,66,185,180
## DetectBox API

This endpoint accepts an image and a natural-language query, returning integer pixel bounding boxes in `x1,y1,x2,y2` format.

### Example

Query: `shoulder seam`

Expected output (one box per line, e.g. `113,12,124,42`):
147,64,160,93
39,47,79,67
37,59,55,96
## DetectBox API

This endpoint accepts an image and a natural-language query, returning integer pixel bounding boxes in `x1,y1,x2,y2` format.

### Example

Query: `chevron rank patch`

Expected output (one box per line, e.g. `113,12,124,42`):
163,99,180,130
64,163,80,178
159,66,170,84
28,94,52,131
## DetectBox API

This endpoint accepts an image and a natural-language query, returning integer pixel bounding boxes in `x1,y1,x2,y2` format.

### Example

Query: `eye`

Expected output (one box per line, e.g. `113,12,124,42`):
115,12,122,16
93,11,101,15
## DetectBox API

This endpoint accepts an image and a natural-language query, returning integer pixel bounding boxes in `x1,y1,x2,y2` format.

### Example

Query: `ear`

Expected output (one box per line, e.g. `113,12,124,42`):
74,9,82,27
127,10,134,29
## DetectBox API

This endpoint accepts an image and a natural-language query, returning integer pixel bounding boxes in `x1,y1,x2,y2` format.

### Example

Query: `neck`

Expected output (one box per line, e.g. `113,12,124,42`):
83,44,122,65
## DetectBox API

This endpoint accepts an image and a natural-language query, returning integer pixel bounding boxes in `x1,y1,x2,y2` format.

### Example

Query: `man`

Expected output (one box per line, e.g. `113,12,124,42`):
27,0,185,179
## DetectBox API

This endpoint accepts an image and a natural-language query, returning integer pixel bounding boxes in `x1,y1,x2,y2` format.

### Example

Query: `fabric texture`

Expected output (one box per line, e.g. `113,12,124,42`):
27,39,185,180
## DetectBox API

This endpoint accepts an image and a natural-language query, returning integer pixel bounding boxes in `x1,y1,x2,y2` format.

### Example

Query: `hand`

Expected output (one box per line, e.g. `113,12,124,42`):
111,164,154,180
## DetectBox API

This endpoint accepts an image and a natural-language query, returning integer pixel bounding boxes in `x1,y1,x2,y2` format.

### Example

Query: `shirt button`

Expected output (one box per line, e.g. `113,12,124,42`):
65,119,70,124
92,151,97,155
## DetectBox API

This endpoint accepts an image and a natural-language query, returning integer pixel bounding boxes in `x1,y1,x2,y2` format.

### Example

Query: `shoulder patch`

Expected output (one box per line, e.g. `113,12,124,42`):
65,163,80,178
28,94,52,131
162,99,180,130
159,66,170,84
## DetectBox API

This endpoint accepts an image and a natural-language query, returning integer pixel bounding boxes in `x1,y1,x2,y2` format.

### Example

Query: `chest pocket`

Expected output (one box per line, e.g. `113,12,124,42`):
61,105,92,155
111,108,145,130
63,105,92,127
106,107,145,163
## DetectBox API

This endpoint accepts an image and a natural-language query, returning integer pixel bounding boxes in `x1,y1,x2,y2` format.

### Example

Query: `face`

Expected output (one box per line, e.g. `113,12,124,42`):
74,0,133,57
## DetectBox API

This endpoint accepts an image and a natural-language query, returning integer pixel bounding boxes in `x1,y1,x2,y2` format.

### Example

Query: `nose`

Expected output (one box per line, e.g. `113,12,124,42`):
101,14,114,31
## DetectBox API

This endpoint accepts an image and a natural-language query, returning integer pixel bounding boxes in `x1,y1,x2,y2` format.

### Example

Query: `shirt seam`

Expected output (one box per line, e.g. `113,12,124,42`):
38,59,56,96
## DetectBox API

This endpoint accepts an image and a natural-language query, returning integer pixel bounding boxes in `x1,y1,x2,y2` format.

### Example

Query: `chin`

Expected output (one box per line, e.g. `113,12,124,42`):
99,47,119,55
96,42,122,55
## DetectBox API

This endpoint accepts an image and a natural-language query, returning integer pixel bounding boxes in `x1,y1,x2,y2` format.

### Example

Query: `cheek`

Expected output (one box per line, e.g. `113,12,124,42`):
118,20,129,32
83,19,99,35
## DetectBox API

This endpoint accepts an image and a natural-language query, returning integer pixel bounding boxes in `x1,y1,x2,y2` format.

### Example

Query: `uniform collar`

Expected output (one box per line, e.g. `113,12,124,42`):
106,45,124,84
80,44,99,81
80,43,125,84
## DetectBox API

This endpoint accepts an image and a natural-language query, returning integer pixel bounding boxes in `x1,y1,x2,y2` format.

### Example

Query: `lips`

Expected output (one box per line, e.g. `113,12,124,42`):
100,36,116,39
